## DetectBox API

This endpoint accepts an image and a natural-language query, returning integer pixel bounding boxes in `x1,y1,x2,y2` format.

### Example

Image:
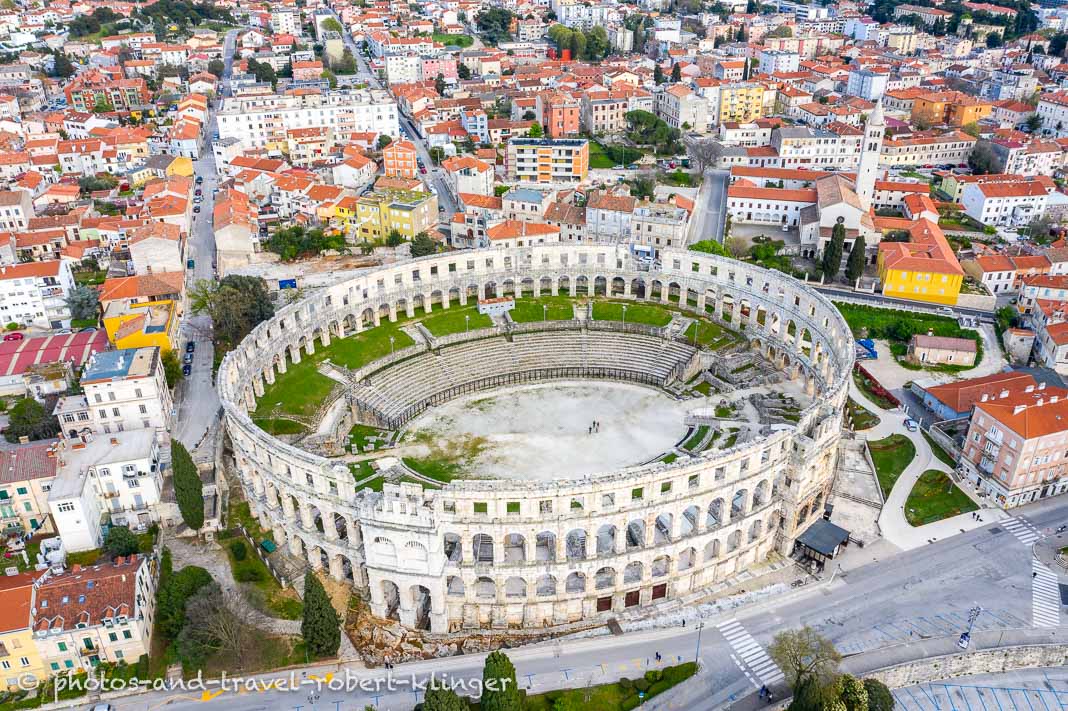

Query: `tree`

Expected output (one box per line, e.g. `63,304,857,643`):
105,526,140,558
1025,113,1043,133
767,25,793,37
178,584,259,670
654,64,666,85
671,62,681,82
962,121,981,138
207,58,224,76
863,679,894,711
92,96,114,114
320,17,344,33
333,49,357,74
189,275,275,350
457,62,471,80
65,284,99,321
475,7,515,44
157,564,213,641
1051,32,1068,57
769,626,843,693
171,439,204,531
3,398,60,443
422,685,468,711
161,349,183,388
839,675,869,711
726,235,749,259
986,32,1003,48
569,30,586,60
302,571,341,656
481,651,521,711
320,69,337,88
377,134,392,150
53,52,75,78
688,138,725,171
968,141,998,175
846,235,866,283
434,72,446,95
528,121,544,138
410,232,437,257
822,224,846,280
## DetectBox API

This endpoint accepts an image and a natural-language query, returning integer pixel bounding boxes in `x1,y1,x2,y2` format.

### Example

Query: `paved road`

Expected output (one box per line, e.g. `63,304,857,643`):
81,495,1068,711
891,667,1068,711
172,30,238,449
703,169,729,244
814,284,996,319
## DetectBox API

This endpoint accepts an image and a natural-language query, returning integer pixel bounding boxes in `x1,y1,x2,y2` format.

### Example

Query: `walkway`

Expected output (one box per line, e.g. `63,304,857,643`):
849,381,1008,551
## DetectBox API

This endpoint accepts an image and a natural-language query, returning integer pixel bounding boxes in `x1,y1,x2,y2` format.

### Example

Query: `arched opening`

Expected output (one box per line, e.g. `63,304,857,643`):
566,529,588,561
679,547,696,571
504,533,526,563
381,580,400,621
681,506,700,537
595,567,616,590
753,480,770,508
473,534,494,564
652,555,671,577
707,499,724,529
731,490,748,519
626,520,645,550
536,575,557,597
443,533,462,563
535,531,556,562
596,524,617,556
727,529,743,553
565,572,586,594
504,576,526,598
654,513,673,545
373,536,397,564
333,513,349,541
446,576,465,597
474,576,496,600
749,519,763,543
623,561,643,584
409,585,431,630
704,539,720,561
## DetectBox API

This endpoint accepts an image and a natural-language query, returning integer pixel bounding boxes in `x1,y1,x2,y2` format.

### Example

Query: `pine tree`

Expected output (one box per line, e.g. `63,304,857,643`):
671,62,681,82
171,439,204,530
845,235,866,283
301,571,341,657
423,685,469,711
481,650,521,711
654,64,665,84
821,223,846,281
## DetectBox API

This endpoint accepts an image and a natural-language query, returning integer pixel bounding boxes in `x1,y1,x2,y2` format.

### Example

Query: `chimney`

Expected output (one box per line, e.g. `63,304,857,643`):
1052,396,1059,404
1037,398,1044,407
927,329,934,337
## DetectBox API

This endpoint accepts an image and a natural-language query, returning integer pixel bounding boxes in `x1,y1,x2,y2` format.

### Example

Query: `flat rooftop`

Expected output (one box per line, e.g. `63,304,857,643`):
81,347,158,383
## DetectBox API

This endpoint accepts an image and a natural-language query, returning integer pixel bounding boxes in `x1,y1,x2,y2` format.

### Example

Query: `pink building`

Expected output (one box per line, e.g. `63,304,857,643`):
422,56,458,82
961,381,1068,507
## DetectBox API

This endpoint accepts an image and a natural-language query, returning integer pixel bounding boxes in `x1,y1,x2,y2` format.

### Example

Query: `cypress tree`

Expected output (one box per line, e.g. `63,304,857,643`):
845,235,866,283
481,650,521,711
822,223,846,281
422,685,469,711
171,439,204,530
302,571,341,657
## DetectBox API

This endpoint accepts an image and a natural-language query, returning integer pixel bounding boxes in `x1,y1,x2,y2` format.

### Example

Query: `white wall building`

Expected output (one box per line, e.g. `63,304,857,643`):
759,50,800,76
846,68,890,101
0,260,75,329
962,180,1050,227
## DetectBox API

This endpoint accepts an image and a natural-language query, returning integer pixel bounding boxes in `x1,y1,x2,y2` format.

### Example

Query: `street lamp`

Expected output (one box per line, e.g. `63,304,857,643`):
622,304,628,329
694,621,705,663
957,605,983,650
389,336,395,354
543,304,547,322
465,314,470,333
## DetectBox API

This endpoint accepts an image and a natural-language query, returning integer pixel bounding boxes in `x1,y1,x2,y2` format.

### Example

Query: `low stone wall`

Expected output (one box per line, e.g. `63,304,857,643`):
956,292,997,312
866,645,1068,688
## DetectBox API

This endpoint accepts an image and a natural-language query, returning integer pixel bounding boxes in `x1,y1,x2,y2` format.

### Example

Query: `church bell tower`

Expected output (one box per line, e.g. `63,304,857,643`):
855,100,885,210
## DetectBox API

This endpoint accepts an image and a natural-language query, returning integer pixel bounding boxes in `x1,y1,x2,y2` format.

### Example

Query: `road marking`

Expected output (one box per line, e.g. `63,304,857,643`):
1003,516,1041,545
717,619,784,686
1033,559,1062,628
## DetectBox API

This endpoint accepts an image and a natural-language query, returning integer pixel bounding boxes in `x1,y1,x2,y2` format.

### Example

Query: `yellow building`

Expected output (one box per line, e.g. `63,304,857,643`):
102,299,179,352
910,91,992,127
877,219,963,305
719,83,765,124
165,156,194,178
0,573,47,689
354,189,439,242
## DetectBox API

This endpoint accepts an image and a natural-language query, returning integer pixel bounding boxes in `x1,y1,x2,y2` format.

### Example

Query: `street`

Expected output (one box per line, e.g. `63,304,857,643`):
83,494,1067,711
691,168,728,245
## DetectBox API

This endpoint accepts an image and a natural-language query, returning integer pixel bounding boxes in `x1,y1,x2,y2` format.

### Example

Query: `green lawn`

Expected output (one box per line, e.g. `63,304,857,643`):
402,456,463,483
715,404,733,418
846,398,880,431
74,270,106,285
322,321,416,369
692,381,712,396
922,431,956,468
684,320,743,350
587,141,616,169
217,529,303,620
852,370,899,411
525,663,697,711
252,417,307,435
432,33,473,47
868,434,917,498
421,305,493,337
904,470,978,526
682,425,709,451
510,297,575,323
348,424,388,453
661,453,678,464
592,301,673,327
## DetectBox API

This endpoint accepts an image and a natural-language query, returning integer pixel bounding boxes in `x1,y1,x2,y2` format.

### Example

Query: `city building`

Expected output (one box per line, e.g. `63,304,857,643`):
506,138,589,185
0,572,47,689
354,189,439,241
877,219,964,305
0,261,75,330
383,140,419,179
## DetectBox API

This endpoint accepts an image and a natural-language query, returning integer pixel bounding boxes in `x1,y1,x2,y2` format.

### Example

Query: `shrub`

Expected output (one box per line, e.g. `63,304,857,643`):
634,678,650,692
5,323,18,331
619,677,634,691
620,696,641,711
229,540,247,561
234,561,266,582
645,669,663,683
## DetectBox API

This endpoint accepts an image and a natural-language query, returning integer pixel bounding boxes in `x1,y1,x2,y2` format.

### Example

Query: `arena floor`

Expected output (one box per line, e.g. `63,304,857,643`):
404,381,693,481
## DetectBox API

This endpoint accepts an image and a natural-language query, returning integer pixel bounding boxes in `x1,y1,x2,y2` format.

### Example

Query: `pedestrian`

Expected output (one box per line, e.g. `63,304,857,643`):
682,619,686,628
759,685,767,698
1033,571,1038,578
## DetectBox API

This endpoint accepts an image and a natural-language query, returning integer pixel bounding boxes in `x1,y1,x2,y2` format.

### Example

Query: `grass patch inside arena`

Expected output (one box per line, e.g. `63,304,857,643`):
421,305,494,337
254,359,337,419
845,398,880,431
682,425,709,451
904,470,978,526
253,417,308,435
348,424,389,453
592,300,673,327
510,296,576,322
868,434,917,498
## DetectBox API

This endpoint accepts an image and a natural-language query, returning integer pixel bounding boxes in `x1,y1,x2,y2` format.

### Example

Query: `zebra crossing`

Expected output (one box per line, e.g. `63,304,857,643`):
1033,559,1062,628
717,619,784,688
1002,516,1041,545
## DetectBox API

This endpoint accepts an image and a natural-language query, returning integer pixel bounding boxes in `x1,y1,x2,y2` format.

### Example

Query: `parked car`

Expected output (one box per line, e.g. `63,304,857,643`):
904,419,918,432
79,327,97,333
186,341,196,353
420,166,427,174
182,364,192,376
183,353,193,364
193,206,201,214
196,176,204,184
195,189,202,196
2,332,23,341
55,328,72,335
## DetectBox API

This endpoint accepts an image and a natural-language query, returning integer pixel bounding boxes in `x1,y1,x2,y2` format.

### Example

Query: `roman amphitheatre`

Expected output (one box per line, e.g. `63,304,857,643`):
219,245,852,636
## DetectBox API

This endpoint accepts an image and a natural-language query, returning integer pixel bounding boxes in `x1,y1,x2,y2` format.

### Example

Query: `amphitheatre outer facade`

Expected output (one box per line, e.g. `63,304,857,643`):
218,245,853,634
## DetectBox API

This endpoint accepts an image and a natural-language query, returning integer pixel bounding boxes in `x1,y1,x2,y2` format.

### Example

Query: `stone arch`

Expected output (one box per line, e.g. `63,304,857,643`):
611,276,626,296
535,531,556,562
504,533,526,563
707,499,724,529
446,575,465,596
536,574,557,597
373,536,397,564
409,584,431,630
704,539,721,561
680,505,700,537
594,275,608,296
731,489,749,519
654,513,673,545
565,572,586,594
444,533,462,563
786,319,798,344
753,480,770,508
626,520,645,549
749,519,763,543
650,279,663,299
381,580,400,621
472,534,494,564
333,512,349,540
631,277,646,298
623,561,643,584
504,576,527,598
502,278,516,296
520,277,535,296
727,529,743,553
474,576,496,599
404,541,428,564
430,289,445,307
566,529,588,561
651,555,671,578
539,275,553,293
679,547,696,571
558,275,571,294
575,274,589,295
667,281,682,303
595,566,616,590
596,524,617,556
